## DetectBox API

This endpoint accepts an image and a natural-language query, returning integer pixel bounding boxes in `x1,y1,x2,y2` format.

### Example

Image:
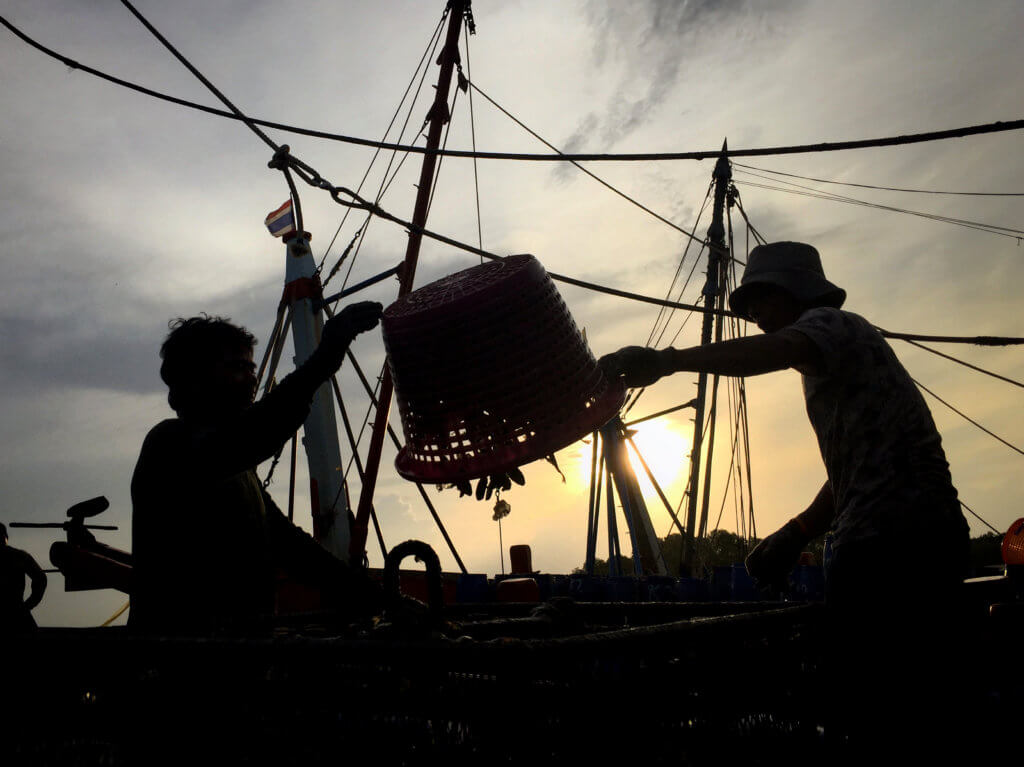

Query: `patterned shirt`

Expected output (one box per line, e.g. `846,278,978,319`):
787,308,966,548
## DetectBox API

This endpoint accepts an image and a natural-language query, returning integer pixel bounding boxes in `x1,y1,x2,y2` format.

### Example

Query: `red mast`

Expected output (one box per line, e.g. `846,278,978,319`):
349,0,470,562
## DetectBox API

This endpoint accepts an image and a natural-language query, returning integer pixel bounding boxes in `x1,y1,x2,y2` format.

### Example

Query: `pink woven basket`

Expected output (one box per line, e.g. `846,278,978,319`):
382,254,624,482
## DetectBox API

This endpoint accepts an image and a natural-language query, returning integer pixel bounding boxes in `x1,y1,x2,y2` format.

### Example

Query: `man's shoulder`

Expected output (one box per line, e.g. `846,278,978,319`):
140,418,189,448
1,545,38,569
791,307,881,340
134,419,191,479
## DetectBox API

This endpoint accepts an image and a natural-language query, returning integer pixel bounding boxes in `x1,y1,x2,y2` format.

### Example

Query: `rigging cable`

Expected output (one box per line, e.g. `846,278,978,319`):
733,174,1023,240
95,4,1020,551
733,162,1024,196
463,33,485,262
894,338,1024,389
731,189,768,245
623,188,713,418
319,172,1024,340
912,378,1024,458
467,82,707,247
424,58,465,222
317,11,447,279
734,167,1024,234
647,186,714,347
324,15,448,291
958,500,1002,535
100,5,1024,343
6,14,1022,162
118,0,276,153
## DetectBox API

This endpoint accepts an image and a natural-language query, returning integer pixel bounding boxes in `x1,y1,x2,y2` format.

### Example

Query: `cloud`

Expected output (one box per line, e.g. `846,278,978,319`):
562,0,800,157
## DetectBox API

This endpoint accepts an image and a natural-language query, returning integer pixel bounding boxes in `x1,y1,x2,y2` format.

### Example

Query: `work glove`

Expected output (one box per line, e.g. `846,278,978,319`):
744,519,809,593
312,301,383,373
301,301,382,381
598,346,668,389
322,301,383,352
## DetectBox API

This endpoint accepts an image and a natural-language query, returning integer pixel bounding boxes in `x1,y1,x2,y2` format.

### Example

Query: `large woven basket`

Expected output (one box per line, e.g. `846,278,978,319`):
382,254,624,482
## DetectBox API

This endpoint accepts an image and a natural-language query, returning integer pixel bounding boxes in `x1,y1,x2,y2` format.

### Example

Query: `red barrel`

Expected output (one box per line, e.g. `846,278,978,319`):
1002,518,1024,565
382,254,624,482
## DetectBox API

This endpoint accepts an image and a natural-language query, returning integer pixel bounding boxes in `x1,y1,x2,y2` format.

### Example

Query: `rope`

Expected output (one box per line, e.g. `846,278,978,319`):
645,186,714,347
425,64,463,220
467,82,707,246
959,500,1002,535
100,600,130,626
731,192,768,245
321,17,446,288
877,329,1024,346
118,1,278,152
893,338,1024,389
735,168,1024,234
912,377,1024,457
77,9,1024,350
317,12,447,278
735,176,1023,240
464,36,485,261
733,162,1024,196
7,15,1022,162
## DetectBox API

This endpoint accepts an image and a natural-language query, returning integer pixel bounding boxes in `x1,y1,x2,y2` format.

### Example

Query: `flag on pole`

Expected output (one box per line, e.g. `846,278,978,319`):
264,199,296,238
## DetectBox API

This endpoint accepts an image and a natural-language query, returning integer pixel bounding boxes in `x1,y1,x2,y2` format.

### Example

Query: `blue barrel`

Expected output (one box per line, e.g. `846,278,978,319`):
569,574,607,601
675,577,706,602
455,573,489,603
791,565,825,601
710,566,733,600
731,563,759,601
607,576,639,602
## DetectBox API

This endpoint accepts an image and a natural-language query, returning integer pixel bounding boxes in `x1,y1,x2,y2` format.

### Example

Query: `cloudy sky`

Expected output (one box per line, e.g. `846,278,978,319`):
2,0,1021,626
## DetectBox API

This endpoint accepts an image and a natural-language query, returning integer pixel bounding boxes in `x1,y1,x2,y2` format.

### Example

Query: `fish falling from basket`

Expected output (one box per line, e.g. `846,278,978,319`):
381,254,625,497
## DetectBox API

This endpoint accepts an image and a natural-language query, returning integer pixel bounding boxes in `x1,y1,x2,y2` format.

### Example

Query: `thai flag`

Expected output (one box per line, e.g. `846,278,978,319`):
264,200,295,237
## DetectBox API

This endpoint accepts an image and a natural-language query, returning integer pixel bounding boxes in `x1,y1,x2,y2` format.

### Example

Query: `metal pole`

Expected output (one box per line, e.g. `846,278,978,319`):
350,0,468,563
345,349,469,574
606,463,621,577
584,432,600,573
280,233,349,557
682,140,731,574
601,419,668,575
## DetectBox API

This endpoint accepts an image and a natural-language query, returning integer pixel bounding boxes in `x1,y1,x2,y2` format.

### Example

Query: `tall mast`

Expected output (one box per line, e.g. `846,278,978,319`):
279,232,349,559
350,0,470,562
682,140,731,573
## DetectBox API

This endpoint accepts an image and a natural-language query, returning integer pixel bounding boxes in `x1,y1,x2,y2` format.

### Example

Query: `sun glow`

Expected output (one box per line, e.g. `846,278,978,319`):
570,420,691,500
626,421,690,497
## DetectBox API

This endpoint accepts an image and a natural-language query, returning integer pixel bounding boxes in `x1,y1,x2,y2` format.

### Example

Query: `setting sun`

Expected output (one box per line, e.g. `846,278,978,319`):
626,420,691,496
569,419,691,500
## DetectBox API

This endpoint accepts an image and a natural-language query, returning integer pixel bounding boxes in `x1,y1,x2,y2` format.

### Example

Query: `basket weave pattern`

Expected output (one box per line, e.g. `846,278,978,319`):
382,254,624,482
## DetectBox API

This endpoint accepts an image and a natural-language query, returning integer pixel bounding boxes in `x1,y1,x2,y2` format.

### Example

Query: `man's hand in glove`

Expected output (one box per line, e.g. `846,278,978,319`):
322,301,383,354
598,346,669,389
745,519,809,593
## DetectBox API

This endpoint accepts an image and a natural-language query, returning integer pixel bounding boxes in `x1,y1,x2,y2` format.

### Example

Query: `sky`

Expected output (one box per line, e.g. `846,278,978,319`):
1,0,1021,627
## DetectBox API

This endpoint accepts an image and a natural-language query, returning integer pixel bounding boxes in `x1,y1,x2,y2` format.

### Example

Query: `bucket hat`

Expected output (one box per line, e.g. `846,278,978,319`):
728,241,846,320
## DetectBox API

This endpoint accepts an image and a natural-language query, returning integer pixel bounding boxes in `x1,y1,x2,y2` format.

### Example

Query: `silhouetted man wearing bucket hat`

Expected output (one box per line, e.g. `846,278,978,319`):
600,241,971,754
600,241,968,597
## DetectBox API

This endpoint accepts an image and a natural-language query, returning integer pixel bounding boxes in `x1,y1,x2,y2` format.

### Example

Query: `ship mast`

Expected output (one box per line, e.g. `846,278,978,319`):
350,0,471,562
682,140,731,573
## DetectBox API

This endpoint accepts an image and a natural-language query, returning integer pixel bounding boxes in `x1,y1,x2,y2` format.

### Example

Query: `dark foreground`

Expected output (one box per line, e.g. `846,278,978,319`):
3,597,1021,766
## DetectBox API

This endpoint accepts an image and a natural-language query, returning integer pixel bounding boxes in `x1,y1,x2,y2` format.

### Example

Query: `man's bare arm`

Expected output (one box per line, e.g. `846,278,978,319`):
793,481,835,539
600,330,821,389
659,330,820,377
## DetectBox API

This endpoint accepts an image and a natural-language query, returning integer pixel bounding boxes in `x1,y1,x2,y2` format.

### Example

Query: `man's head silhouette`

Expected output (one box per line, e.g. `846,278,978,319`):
159,316,258,417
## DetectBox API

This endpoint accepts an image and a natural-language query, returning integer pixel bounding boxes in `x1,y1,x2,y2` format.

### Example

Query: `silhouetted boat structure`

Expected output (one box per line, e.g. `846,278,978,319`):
4,1,1024,763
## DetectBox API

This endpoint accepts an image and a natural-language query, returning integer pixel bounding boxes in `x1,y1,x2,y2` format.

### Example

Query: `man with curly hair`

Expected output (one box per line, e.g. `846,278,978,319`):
130,302,382,635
